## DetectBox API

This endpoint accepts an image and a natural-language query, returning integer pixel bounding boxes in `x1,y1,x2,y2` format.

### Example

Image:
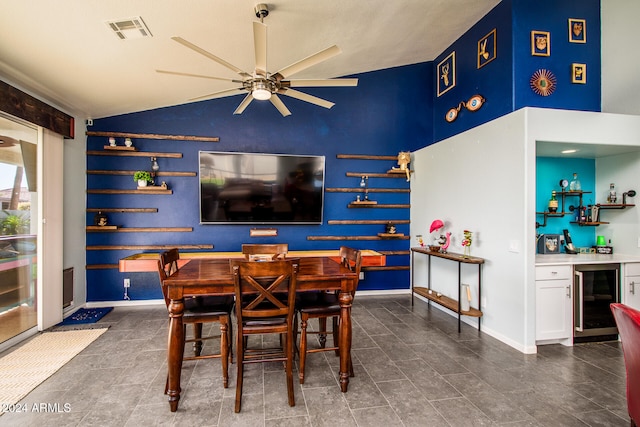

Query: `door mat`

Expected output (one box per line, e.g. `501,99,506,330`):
0,328,108,412
57,307,113,326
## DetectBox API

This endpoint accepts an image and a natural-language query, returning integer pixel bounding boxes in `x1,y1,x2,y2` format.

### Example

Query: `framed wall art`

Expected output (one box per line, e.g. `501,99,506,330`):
568,18,586,43
531,31,550,56
572,63,586,84
437,51,456,97
477,29,497,69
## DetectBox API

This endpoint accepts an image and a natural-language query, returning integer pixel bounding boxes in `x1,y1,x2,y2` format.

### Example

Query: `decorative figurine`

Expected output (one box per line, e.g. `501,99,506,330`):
439,232,452,253
108,137,116,147
417,235,425,247
390,151,411,181
125,137,133,147
386,222,397,234
94,211,108,226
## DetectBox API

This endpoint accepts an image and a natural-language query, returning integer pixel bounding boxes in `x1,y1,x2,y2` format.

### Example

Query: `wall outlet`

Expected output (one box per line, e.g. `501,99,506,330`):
124,278,130,288
359,272,365,280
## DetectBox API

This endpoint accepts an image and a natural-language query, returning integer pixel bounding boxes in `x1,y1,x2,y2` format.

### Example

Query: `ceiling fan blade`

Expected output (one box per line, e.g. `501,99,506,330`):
270,94,292,117
253,21,267,76
234,94,254,115
156,69,239,83
188,87,246,102
275,45,341,79
171,36,251,78
284,78,358,87
279,88,334,109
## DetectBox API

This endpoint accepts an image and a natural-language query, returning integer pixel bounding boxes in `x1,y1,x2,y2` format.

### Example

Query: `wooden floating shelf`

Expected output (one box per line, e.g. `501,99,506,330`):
86,225,118,231
86,264,119,270
378,250,411,255
328,220,410,225
87,244,213,250
307,235,411,241
87,131,219,142
350,200,378,205
104,145,137,151
86,150,182,158
386,169,414,175
87,170,196,177
348,203,410,208
413,287,483,317
346,172,409,178
86,227,192,233
87,189,173,195
326,187,410,193
363,265,410,271
87,208,158,213
377,233,406,239
337,154,398,160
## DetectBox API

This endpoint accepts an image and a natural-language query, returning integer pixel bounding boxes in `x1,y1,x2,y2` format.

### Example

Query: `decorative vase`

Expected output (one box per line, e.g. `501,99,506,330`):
463,246,471,257
138,179,148,187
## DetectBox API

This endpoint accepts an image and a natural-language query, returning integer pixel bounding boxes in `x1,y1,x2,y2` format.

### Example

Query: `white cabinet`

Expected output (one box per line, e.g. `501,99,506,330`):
536,265,573,342
623,263,640,310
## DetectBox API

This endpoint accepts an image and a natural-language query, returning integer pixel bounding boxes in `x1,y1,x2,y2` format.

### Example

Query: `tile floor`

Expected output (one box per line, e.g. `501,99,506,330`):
0,295,631,426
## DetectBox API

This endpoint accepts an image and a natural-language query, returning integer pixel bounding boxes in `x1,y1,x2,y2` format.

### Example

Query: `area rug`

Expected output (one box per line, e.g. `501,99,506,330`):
0,328,108,411
57,307,113,326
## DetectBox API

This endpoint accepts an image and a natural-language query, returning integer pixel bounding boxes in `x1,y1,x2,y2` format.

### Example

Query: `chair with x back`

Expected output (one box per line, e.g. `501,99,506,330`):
157,249,234,389
242,243,288,261
610,303,640,426
231,258,299,413
296,246,362,384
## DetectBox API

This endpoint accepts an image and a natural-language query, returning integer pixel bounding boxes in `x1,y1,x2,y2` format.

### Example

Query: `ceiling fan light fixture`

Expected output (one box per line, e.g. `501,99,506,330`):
251,81,272,100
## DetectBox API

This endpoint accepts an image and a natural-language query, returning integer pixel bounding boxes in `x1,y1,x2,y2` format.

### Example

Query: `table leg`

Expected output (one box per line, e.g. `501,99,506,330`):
338,290,353,392
167,298,185,412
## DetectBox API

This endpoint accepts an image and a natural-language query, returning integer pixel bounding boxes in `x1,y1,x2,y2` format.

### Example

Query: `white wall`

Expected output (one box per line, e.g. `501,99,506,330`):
412,109,532,352
601,0,640,115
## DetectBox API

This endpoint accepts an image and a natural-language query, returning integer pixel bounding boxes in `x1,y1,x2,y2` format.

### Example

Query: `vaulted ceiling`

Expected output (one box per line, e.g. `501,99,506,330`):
0,0,500,119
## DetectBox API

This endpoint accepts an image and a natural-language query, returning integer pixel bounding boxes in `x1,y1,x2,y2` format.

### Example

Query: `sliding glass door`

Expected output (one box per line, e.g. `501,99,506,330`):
0,114,38,345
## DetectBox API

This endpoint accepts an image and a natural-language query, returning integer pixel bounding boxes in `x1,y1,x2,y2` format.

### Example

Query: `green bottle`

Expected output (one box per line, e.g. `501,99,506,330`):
548,190,558,213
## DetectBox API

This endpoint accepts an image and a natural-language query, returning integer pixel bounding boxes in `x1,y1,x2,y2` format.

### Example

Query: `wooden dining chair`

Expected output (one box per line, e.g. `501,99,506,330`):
610,303,640,426
296,246,362,384
231,258,299,413
157,249,234,389
241,243,288,261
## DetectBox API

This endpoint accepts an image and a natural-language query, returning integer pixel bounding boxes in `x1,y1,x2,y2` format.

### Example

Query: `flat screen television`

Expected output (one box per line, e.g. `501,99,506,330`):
199,151,325,224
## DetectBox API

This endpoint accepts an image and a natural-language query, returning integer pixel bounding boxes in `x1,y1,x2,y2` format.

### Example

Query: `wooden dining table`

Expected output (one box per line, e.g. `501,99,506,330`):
162,256,358,412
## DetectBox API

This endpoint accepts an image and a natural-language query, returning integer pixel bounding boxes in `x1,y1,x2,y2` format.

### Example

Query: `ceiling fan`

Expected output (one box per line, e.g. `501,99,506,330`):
156,3,358,117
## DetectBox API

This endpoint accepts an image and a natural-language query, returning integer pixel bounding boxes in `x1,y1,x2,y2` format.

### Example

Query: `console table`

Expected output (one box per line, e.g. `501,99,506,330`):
411,247,484,332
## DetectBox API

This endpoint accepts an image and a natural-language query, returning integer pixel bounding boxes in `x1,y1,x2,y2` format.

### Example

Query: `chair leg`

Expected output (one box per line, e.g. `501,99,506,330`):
299,314,308,384
228,316,234,365
332,316,340,356
192,322,203,356
220,318,229,388
318,317,327,348
286,329,295,407
235,332,244,413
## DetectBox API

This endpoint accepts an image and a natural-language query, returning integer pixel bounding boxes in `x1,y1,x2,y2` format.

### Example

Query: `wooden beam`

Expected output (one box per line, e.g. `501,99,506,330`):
0,80,74,138
86,208,157,213
86,150,182,158
87,170,196,177
86,264,119,270
328,220,410,225
86,131,219,142
307,236,410,241
326,187,410,193
87,244,213,250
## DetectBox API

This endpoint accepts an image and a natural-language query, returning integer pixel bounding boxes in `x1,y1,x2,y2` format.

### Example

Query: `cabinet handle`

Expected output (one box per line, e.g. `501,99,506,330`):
631,281,636,295
566,286,571,297
551,271,558,275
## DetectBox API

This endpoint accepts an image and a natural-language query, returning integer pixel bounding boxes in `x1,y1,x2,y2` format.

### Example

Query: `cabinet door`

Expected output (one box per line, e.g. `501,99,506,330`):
623,276,640,310
536,279,572,341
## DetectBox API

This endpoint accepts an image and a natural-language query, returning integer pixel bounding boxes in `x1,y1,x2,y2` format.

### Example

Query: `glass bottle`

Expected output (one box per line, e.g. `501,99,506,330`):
548,190,558,213
607,183,617,203
569,173,581,191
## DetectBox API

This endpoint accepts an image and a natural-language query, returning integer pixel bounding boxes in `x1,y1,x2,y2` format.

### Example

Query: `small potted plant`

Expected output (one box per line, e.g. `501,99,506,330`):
133,170,152,187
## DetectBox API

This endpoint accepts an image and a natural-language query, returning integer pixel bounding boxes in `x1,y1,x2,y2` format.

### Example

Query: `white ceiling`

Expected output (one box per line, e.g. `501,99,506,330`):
0,0,500,119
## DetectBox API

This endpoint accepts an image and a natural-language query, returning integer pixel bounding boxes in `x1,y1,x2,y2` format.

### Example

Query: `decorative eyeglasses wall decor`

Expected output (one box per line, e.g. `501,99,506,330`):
445,95,485,123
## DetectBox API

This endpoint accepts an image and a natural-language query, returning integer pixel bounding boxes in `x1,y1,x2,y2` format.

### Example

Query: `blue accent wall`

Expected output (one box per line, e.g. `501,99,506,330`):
87,63,431,302
433,0,601,142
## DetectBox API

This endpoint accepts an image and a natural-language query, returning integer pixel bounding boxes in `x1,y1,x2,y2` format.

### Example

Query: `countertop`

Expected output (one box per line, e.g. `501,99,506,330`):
536,253,640,265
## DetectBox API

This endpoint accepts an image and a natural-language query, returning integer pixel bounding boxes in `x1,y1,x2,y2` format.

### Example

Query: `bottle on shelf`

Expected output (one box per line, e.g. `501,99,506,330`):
569,173,581,192
548,190,558,213
607,183,617,203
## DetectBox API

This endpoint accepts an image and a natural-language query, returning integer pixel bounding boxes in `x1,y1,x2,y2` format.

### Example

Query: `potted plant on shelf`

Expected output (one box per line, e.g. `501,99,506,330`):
133,170,152,188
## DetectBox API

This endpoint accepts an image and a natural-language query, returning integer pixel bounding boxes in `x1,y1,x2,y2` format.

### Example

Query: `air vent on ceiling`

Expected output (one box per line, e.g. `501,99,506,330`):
106,16,152,40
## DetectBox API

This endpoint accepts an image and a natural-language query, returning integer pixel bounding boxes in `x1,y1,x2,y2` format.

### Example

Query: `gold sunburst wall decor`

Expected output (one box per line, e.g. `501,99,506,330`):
530,69,557,96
